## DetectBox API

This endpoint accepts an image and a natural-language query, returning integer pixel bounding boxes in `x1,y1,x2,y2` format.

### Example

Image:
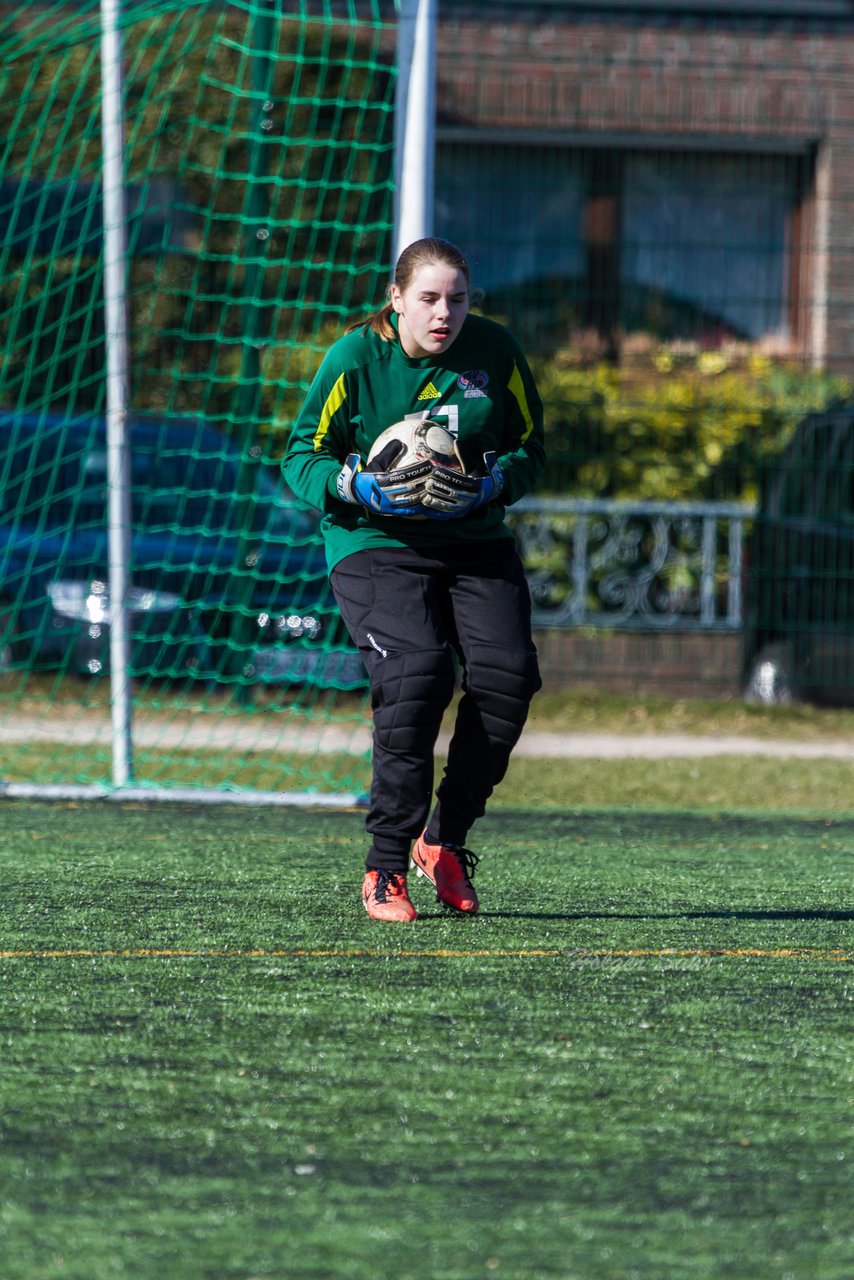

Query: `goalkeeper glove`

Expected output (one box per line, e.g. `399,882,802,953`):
420,451,505,519
335,449,431,518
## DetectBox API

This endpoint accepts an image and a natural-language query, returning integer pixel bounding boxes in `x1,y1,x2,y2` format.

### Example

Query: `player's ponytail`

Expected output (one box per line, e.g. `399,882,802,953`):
346,237,470,342
345,295,397,340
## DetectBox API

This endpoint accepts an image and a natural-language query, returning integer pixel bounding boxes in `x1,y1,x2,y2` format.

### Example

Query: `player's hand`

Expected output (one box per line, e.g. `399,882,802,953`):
335,451,431,517
420,452,505,519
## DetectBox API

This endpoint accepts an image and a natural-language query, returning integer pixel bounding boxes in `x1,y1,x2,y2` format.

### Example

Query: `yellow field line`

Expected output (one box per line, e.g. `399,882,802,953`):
0,946,851,961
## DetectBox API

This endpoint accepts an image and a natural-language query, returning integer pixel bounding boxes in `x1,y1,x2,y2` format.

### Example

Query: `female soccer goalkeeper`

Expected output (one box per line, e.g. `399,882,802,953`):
282,237,545,922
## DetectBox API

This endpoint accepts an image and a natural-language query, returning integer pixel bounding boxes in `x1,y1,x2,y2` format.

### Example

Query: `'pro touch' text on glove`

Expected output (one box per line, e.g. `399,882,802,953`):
420,452,505,519
335,450,431,518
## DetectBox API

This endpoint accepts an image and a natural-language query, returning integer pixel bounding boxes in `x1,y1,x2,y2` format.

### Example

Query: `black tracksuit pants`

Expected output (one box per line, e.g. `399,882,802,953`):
330,539,542,873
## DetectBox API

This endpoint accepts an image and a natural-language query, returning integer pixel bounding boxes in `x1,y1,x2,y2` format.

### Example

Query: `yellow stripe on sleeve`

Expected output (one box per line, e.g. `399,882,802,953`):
313,372,347,451
507,362,535,443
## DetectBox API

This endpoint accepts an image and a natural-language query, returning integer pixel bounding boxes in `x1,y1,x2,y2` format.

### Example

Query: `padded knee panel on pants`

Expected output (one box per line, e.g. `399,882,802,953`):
462,644,542,747
370,647,457,753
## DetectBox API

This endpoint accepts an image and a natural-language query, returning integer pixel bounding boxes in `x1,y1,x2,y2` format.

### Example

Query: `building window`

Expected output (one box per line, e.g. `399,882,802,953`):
434,142,585,294
622,151,799,347
435,140,811,359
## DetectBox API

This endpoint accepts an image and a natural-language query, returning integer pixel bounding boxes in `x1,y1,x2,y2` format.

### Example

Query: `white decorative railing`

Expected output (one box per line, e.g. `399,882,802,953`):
508,498,756,631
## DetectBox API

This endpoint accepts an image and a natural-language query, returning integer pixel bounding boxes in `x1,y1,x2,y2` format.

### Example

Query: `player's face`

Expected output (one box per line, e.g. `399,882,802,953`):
391,263,469,359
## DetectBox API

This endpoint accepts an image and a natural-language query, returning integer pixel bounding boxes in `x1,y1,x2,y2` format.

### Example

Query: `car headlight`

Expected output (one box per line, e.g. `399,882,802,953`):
124,586,182,615
48,580,182,622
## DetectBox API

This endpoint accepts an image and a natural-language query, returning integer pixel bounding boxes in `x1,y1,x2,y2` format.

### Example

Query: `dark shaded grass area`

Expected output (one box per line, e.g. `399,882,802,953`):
0,801,851,1280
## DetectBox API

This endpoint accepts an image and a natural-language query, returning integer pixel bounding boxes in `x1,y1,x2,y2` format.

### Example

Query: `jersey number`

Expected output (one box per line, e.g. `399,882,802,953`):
406,405,459,438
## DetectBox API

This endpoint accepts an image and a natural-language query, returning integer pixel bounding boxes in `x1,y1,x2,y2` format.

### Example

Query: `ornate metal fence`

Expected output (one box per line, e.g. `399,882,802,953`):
509,499,755,632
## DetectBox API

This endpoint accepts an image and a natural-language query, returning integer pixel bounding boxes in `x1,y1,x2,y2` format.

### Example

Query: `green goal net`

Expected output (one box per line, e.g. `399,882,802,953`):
0,0,399,802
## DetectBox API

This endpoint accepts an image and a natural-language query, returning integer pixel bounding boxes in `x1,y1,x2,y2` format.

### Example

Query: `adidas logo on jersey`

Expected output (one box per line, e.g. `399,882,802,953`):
417,382,441,400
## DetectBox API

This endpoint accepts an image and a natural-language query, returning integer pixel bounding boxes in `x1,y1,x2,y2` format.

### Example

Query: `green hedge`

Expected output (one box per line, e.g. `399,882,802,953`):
529,350,851,502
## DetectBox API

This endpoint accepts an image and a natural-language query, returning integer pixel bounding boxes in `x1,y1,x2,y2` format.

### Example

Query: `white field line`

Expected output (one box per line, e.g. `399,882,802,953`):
2,715,854,759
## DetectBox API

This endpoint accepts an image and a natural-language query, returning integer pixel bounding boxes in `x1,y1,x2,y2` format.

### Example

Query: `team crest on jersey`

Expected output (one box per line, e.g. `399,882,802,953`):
458,370,489,398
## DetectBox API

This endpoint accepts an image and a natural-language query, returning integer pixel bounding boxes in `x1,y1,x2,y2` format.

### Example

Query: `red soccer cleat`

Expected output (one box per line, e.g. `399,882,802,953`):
411,831,480,914
361,869,418,923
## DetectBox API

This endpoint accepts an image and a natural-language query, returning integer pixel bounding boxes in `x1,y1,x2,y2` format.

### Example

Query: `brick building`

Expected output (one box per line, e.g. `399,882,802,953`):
428,0,854,373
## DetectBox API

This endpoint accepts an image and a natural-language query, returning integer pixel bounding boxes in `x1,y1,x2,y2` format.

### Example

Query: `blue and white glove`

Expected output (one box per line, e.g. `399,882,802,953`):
335,449,431,518
420,451,505,519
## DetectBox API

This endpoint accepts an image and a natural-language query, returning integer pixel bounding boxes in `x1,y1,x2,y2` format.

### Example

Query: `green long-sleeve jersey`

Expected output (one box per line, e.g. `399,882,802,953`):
281,311,545,571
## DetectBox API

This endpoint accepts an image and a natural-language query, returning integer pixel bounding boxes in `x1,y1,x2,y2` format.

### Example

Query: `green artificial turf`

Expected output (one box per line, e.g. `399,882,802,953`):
0,801,851,1280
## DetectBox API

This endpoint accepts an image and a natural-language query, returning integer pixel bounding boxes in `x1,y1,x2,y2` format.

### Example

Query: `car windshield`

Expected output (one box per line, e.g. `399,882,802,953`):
129,450,316,541
773,418,854,523
1,422,318,542
0,424,88,525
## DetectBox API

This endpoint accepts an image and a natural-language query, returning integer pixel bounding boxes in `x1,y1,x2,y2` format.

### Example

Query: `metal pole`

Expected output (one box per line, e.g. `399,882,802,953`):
394,0,436,262
99,0,134,786
228,0,277,686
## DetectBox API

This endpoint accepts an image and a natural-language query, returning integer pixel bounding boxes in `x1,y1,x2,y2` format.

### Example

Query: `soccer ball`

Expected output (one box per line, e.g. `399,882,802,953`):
366,418,464,473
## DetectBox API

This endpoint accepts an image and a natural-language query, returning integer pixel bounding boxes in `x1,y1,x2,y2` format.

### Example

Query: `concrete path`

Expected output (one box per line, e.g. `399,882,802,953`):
2,715,853,759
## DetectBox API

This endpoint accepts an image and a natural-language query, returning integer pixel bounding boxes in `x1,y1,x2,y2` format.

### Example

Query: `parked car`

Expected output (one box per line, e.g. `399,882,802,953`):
0,411,366,689
743,401,854,706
